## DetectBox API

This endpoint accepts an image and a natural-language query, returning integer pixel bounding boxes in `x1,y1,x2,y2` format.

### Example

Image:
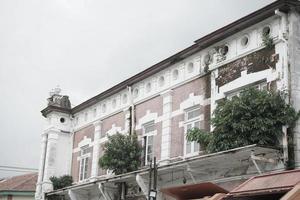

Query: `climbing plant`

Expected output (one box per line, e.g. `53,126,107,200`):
99,133,142,175
262,32,274,49
187,88,299,153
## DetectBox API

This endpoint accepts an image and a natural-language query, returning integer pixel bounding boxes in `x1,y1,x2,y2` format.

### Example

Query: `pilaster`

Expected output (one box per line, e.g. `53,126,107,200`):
42,130,59,193
91,120,102,178
160,90,173,163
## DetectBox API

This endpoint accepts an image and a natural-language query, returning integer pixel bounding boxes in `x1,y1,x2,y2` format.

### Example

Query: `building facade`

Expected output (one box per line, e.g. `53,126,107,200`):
35,1,300,199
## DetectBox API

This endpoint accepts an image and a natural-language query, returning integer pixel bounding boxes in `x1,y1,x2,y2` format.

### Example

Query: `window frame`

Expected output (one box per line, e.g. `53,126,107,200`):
78,145,90,181
226,81,268,99
184,106,201,157
142,121,156,165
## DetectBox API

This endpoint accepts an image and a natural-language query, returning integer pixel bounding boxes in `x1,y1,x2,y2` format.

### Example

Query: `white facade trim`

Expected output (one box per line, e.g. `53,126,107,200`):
78,136,92,148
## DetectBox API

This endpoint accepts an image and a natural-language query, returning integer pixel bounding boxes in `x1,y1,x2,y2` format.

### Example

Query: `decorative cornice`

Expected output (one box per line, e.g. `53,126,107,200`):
41,105,71,118
66,0,300,115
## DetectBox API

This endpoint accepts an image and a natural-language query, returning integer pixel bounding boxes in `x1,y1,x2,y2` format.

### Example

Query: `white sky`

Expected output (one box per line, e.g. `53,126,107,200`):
0,0,274,178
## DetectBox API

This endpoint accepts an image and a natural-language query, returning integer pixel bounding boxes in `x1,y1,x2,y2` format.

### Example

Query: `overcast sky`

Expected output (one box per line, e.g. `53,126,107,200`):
0,0,275,178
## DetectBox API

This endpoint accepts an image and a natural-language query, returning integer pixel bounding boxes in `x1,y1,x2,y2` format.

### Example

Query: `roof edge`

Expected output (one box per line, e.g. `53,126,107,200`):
41,105,72,117
71,0,300,114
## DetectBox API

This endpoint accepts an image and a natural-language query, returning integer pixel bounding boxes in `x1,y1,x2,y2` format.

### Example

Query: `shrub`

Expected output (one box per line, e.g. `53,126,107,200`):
50,175,73,190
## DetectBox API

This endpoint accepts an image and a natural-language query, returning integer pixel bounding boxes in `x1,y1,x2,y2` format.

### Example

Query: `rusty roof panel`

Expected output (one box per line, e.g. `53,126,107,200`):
228,169,300,197
0,173,38,192
160,182,228,200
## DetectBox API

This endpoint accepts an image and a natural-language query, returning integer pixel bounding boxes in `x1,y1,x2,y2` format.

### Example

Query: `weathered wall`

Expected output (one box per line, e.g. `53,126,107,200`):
216,47,277,88
289,10,300,168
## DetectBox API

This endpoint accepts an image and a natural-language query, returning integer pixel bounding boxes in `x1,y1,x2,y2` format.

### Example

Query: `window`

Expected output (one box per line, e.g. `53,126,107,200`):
93,108,97,117
187,62,194,73
226,82,268,99
146,82,152,93
255,82,268,91
122,94,128,104
241,35,249,47
102,104,106,113
173,69,179,80
184,107,201,156
112,99,117,108
220,45,229,56
134,88,139,98
262,26,271,36
79,145,89,181
143,122,155,165
75,117,79,125
203,54,211,66
158,76,165,87
84,112,88,121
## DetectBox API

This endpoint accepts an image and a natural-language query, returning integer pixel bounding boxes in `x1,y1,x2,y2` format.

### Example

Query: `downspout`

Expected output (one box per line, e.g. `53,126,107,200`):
128,86,135,135
275,9,291,168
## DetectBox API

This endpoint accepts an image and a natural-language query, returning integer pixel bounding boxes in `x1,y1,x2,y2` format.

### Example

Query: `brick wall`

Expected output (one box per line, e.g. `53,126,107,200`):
101,111,125,137
73,124,95,148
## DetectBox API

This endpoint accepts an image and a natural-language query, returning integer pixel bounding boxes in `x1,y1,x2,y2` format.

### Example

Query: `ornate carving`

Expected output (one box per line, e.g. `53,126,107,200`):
47,94,71,109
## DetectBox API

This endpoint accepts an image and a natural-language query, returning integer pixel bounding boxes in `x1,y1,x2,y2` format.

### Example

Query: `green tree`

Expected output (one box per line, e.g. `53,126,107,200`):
187,88,299,153
99,133,142,175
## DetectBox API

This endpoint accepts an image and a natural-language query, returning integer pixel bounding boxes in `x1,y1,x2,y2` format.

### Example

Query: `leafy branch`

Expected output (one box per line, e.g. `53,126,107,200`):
99,133,142,175
187,88,299,153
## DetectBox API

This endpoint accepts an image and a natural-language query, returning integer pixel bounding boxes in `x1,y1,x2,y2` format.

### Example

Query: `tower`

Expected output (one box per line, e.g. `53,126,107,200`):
35,87,73,200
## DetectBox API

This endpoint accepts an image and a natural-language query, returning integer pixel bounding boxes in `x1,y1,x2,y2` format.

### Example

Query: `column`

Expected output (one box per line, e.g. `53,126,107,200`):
91,120,102,178
35,133,48,200
160,90,173,163
42,131,59,193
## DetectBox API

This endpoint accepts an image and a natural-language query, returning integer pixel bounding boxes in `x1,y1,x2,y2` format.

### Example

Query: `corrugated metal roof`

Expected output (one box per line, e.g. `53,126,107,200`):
0,173,38,192
160,182,228,200
226,169,300,199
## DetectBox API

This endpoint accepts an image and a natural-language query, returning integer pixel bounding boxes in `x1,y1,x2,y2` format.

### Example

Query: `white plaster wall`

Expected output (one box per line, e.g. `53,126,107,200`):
55,133,73,176
288,10,300,168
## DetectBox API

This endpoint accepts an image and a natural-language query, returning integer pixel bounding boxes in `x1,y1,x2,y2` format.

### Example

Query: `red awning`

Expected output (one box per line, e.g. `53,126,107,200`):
226,169,300,199
160,182,228,200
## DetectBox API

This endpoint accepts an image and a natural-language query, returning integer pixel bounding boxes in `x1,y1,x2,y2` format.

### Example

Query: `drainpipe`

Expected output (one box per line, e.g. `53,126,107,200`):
128,86,135,135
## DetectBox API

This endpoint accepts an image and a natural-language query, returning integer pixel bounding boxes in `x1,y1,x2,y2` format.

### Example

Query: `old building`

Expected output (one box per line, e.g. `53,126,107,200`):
0,173,38,200
35,0,300,199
